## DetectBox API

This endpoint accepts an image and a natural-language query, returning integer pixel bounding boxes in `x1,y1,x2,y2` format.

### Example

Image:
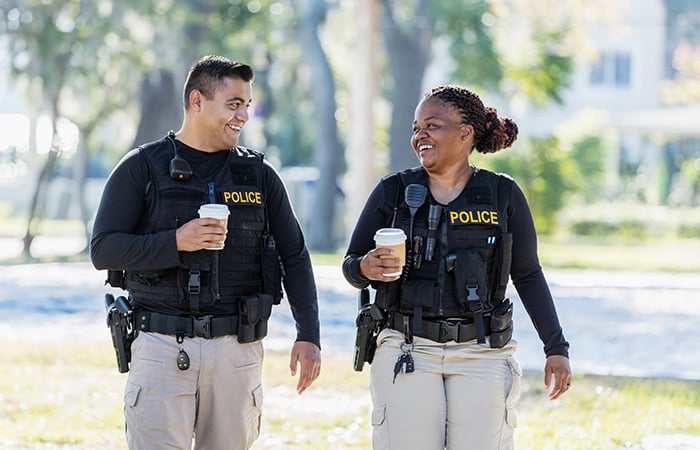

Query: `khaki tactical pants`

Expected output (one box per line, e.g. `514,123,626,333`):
124,332,264,450
370,328,522,450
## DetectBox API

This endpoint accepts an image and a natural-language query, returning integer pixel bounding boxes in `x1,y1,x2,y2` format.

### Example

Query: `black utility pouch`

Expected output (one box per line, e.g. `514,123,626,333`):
450,248,491,313
238,293,274,343
372,280,400,310
106,270,126,289
399,278,437,314
489,298,513,348
261,233,284,305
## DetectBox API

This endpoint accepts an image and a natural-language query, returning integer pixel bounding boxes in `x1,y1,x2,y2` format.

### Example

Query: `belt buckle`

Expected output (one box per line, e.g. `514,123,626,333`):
440,320,459,342
193,315,213,338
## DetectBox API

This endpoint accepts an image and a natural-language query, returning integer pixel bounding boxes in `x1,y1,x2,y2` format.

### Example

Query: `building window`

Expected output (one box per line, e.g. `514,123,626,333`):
590,52,631,87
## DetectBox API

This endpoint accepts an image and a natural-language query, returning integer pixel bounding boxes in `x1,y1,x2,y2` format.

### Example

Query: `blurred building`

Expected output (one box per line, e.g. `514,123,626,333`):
509,0,700,205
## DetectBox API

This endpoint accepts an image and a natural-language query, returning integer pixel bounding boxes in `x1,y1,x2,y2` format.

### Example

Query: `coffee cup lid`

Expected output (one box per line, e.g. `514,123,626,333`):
374,228,406,245
198,203,230,218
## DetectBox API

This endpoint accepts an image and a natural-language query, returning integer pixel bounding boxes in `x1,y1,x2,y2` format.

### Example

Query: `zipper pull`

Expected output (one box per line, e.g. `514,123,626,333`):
208,182,216,203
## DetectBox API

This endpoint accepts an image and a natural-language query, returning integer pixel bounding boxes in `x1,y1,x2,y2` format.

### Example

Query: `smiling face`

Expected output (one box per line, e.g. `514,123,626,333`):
189,76,252,151
411,96,472,172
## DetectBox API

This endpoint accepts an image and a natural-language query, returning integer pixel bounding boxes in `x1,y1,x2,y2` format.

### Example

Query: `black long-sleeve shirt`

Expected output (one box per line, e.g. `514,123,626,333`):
342,169,569,357
91,141,320,347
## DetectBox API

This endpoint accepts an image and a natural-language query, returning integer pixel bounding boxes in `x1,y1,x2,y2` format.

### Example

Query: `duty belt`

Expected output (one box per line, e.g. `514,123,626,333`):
388,312,491,343
134,311,239,339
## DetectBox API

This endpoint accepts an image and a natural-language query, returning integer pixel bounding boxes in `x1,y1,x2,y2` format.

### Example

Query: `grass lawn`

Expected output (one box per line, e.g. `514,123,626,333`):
2,215,699,448
2,337,699,450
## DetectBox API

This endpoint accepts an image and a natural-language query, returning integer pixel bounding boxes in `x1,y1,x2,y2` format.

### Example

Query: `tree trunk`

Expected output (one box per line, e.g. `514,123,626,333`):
130,70,181,148
380,0,434,172
298,0,343,251
22,96,62,257
345,0,380,234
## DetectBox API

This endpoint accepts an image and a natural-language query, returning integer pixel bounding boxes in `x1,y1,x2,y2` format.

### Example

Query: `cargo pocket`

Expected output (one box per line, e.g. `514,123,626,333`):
371,405,389,449
246,384,264,448
124,381,141,408
123,381,142,434
504,356,522,428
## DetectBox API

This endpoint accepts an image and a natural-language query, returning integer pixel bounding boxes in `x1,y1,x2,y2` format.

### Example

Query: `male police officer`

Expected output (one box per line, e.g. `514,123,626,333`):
91,55,321,450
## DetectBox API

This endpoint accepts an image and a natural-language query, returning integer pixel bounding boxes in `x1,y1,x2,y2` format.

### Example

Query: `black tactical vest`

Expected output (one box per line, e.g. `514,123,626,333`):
124,137,266,313
376,166,513,320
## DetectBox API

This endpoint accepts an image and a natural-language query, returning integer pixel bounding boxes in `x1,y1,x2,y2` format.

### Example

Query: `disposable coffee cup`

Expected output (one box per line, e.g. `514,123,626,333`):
198,204,230,250
374,228,406,276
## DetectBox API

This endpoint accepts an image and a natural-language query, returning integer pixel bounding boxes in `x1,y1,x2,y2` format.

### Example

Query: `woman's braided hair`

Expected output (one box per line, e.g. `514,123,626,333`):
425,85,518,154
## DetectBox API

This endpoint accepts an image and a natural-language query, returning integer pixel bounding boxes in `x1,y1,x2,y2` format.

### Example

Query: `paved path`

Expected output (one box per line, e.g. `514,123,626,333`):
0,259,698,380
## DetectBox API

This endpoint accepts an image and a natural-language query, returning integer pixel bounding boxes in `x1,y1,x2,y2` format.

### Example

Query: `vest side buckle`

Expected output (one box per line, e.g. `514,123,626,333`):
188,267,201,295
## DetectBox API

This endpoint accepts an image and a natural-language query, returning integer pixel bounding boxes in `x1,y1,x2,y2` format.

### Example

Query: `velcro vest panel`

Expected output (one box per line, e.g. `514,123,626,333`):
124,138,265,309
387,167,508,319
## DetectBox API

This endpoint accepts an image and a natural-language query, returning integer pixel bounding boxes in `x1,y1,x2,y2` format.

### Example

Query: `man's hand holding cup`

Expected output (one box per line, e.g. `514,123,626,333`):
196,204,230,250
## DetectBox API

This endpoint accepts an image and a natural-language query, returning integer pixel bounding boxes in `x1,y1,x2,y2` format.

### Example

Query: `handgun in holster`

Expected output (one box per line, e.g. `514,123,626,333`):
104,293,135,373
353,288,385,372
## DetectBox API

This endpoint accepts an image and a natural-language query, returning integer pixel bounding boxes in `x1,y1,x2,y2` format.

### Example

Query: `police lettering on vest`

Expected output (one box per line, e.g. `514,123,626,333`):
123,137,268,311
449,209,499,226
223,190,262,205
372,167,513,321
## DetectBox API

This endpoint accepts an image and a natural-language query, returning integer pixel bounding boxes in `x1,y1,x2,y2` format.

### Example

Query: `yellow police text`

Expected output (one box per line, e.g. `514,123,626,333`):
449,210,499,226
223,191,262,205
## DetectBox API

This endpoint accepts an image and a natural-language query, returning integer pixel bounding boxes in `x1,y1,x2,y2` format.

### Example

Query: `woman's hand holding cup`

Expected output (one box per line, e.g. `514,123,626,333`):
360,228,407,281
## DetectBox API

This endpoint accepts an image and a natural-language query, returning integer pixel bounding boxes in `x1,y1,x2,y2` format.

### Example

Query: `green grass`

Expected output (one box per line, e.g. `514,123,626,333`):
2,338,699,449
538,237,700,273
311,236,700,273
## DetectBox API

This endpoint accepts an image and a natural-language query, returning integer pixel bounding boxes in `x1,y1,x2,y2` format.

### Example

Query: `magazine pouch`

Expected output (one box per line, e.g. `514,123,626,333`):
238,293,274,343
489,298,513,348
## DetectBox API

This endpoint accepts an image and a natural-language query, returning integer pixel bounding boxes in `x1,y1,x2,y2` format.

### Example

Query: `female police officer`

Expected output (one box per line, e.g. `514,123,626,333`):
343,85,571,450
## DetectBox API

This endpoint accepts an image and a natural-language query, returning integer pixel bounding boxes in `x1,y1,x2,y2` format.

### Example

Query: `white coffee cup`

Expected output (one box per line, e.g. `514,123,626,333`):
198,204,230,250
374,228,407,276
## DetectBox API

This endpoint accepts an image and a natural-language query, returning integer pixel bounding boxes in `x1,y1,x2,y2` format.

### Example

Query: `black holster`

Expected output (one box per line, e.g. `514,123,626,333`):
104,293,135,373
238,293,274,343
353,288,385,372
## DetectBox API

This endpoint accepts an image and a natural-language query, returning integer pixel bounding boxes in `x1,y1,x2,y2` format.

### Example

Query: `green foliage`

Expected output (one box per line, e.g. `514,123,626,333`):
678,223,700,238
430,1,503,91
567,134,607,201
569,220,651,240
478,136,574,235
504,29,573,106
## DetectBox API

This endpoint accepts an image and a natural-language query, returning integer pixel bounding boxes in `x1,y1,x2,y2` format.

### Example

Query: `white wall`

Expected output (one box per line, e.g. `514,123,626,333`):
514,0,666,137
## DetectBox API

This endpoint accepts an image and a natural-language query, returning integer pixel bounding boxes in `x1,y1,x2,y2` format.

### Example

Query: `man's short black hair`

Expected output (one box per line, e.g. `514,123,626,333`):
183,55,254,110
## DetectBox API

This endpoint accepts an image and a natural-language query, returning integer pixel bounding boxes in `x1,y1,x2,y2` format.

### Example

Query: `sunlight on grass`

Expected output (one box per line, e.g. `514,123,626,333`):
3,339,699,449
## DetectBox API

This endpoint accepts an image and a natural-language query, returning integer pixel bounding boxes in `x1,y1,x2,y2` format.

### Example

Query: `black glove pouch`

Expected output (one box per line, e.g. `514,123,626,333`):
238,293,274,343
452,249,490,312
489,298,513,348
261,232,284,305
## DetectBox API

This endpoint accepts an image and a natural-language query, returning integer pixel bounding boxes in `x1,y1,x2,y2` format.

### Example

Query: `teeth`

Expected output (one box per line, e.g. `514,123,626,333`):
418,144,432,151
